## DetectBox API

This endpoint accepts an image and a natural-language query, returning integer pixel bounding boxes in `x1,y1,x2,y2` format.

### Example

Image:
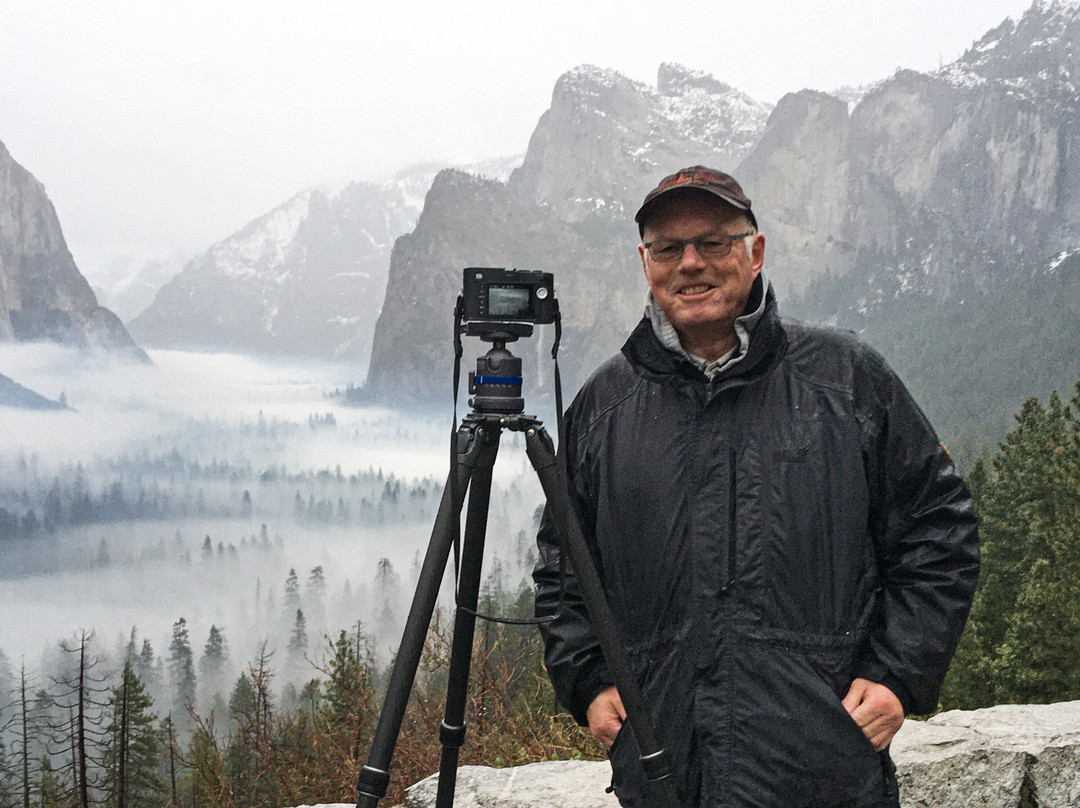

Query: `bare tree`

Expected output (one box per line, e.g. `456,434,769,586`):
49,631,110,808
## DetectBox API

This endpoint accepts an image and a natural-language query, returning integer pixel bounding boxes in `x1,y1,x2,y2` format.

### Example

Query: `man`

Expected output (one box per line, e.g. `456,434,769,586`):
533,166,979,807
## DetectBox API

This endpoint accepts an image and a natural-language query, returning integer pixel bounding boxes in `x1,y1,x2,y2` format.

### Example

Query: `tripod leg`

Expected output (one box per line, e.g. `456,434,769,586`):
356,422,488,808
524,425,680,808
435,423,500,808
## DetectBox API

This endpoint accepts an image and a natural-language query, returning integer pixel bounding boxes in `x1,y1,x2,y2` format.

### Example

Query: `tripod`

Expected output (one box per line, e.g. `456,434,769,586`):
355,335,677,808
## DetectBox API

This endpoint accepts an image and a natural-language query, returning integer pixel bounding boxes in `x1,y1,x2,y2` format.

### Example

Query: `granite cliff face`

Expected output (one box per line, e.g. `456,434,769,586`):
736,89,855,293
0,140,147,360
510,63,770,222
741,0,1080,296
365,169,637,402
367,64,771,404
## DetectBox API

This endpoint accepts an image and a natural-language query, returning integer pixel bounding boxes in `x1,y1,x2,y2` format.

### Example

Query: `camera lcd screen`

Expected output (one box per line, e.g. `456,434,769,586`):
488,285,531,318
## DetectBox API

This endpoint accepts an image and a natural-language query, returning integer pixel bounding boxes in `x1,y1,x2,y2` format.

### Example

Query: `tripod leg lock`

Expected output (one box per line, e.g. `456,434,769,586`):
439,719,467,748
356,764,391,800
639,748,674,782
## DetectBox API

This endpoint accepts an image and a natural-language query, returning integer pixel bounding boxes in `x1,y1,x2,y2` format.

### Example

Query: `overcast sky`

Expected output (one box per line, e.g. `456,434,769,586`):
1,0,1039,283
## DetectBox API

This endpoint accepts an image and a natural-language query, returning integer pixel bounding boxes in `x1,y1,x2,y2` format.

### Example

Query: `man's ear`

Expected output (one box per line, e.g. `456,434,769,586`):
751,233,765,272
638,243,650,281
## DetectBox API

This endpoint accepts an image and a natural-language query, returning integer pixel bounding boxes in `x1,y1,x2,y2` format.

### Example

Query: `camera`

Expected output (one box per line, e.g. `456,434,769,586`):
461,268,555,325
456,268,558,413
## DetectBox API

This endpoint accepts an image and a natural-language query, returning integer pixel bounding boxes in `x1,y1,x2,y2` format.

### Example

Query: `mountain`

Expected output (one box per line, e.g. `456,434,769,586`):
0,372,67,410
0,140,148,361
364,169,638,402
510,63,771,221
737,0,1080,295
128,156,521,370
129,171,435,368
92,252,188,324
365,64,772,404
365,3,1080,454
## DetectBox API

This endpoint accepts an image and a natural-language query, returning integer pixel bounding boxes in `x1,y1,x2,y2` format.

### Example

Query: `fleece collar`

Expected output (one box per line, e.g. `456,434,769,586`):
644,270,769,379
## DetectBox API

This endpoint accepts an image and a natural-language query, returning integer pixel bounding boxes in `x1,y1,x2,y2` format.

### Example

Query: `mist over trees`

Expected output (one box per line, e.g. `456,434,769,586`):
0,413,448,551
0,351,555,805
0,564,593,808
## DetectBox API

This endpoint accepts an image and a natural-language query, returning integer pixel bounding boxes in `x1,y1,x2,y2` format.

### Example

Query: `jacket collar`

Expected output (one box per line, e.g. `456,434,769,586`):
622,274,786,388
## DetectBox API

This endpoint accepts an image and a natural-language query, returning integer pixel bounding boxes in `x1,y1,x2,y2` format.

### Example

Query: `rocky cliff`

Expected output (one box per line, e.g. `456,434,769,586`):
740,0,1080,296
509,63,770,222
364,169,638,403
0,140,147,360
367,63,771,404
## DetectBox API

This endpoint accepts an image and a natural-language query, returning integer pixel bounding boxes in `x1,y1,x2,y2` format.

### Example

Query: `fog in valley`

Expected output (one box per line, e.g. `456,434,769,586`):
0,343,547,722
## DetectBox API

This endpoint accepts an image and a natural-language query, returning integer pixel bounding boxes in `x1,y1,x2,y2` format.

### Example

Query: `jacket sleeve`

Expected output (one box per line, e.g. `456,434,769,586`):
853,349,980,715
532,399,613,726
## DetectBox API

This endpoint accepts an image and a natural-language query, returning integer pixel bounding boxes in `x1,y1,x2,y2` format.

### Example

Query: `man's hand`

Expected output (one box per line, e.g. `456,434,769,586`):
586,685,626,749
842,678,905,751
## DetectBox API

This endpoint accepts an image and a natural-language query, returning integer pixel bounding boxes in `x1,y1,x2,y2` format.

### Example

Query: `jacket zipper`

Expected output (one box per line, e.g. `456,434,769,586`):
724,446,737,593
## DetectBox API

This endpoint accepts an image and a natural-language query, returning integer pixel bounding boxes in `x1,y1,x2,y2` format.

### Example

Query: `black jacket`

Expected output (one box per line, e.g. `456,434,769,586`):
533,283,979,807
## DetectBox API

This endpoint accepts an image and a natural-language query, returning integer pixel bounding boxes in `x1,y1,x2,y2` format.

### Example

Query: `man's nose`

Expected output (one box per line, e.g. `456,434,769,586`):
679,242,708,269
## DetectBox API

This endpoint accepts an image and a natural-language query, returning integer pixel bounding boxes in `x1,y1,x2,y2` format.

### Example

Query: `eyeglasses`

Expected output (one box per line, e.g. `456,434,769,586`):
642,231,754,263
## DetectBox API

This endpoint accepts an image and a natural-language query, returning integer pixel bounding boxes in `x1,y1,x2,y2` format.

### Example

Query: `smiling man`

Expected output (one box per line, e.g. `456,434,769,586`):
534,167,980,807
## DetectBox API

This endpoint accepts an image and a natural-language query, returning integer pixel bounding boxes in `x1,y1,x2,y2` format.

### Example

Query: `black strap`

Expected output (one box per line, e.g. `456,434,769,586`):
450,294,464,592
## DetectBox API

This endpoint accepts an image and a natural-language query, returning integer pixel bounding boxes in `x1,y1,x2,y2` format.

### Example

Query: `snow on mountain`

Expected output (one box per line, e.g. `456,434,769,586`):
654,62,770,157
510,63,771,220
128,167,440,371
126,152,523,371
937,0,1080,100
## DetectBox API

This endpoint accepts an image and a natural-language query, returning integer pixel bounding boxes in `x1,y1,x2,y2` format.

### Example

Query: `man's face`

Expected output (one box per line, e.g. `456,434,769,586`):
638,191,764,359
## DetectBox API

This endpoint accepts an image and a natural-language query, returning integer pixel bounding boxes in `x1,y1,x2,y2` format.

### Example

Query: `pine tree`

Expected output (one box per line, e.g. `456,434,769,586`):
941,379,1080,708
12,663,40,808
990,386,1080,702
0,655,18,808
103,663,165,808
306,566,326,598
198,625,229,710
284,569,300,610
319,629,376,761
224,646,277,806
373,558,401,640
167,619,196,728
287,611,308,675
305,566,328,627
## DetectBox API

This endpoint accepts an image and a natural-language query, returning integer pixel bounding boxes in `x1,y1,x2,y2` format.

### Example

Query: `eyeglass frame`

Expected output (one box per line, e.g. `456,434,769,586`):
641,230,756,263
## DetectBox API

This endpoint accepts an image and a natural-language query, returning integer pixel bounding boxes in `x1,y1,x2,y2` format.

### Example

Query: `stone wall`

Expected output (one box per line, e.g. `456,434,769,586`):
397,701,1080,808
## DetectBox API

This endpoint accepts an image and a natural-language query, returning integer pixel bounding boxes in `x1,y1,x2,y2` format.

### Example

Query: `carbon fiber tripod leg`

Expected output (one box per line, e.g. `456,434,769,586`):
434,422,499,807
355,421,493,808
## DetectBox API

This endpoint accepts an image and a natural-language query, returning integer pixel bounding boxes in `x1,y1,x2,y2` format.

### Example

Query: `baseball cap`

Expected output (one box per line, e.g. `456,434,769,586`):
635,166,757,234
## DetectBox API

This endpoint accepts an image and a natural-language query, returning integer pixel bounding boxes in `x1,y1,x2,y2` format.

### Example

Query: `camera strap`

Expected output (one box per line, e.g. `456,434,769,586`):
451,293,465,603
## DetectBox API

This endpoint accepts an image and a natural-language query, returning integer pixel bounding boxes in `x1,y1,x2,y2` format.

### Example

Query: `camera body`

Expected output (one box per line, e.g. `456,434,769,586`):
458,268,557,413
461,268,555,325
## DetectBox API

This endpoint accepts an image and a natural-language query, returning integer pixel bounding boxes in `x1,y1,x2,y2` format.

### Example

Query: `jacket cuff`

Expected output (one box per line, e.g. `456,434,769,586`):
853,658,915,715
571,665,614,727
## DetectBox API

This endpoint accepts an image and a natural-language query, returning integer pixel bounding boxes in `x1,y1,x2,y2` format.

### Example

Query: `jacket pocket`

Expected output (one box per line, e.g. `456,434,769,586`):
802,687,889,806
